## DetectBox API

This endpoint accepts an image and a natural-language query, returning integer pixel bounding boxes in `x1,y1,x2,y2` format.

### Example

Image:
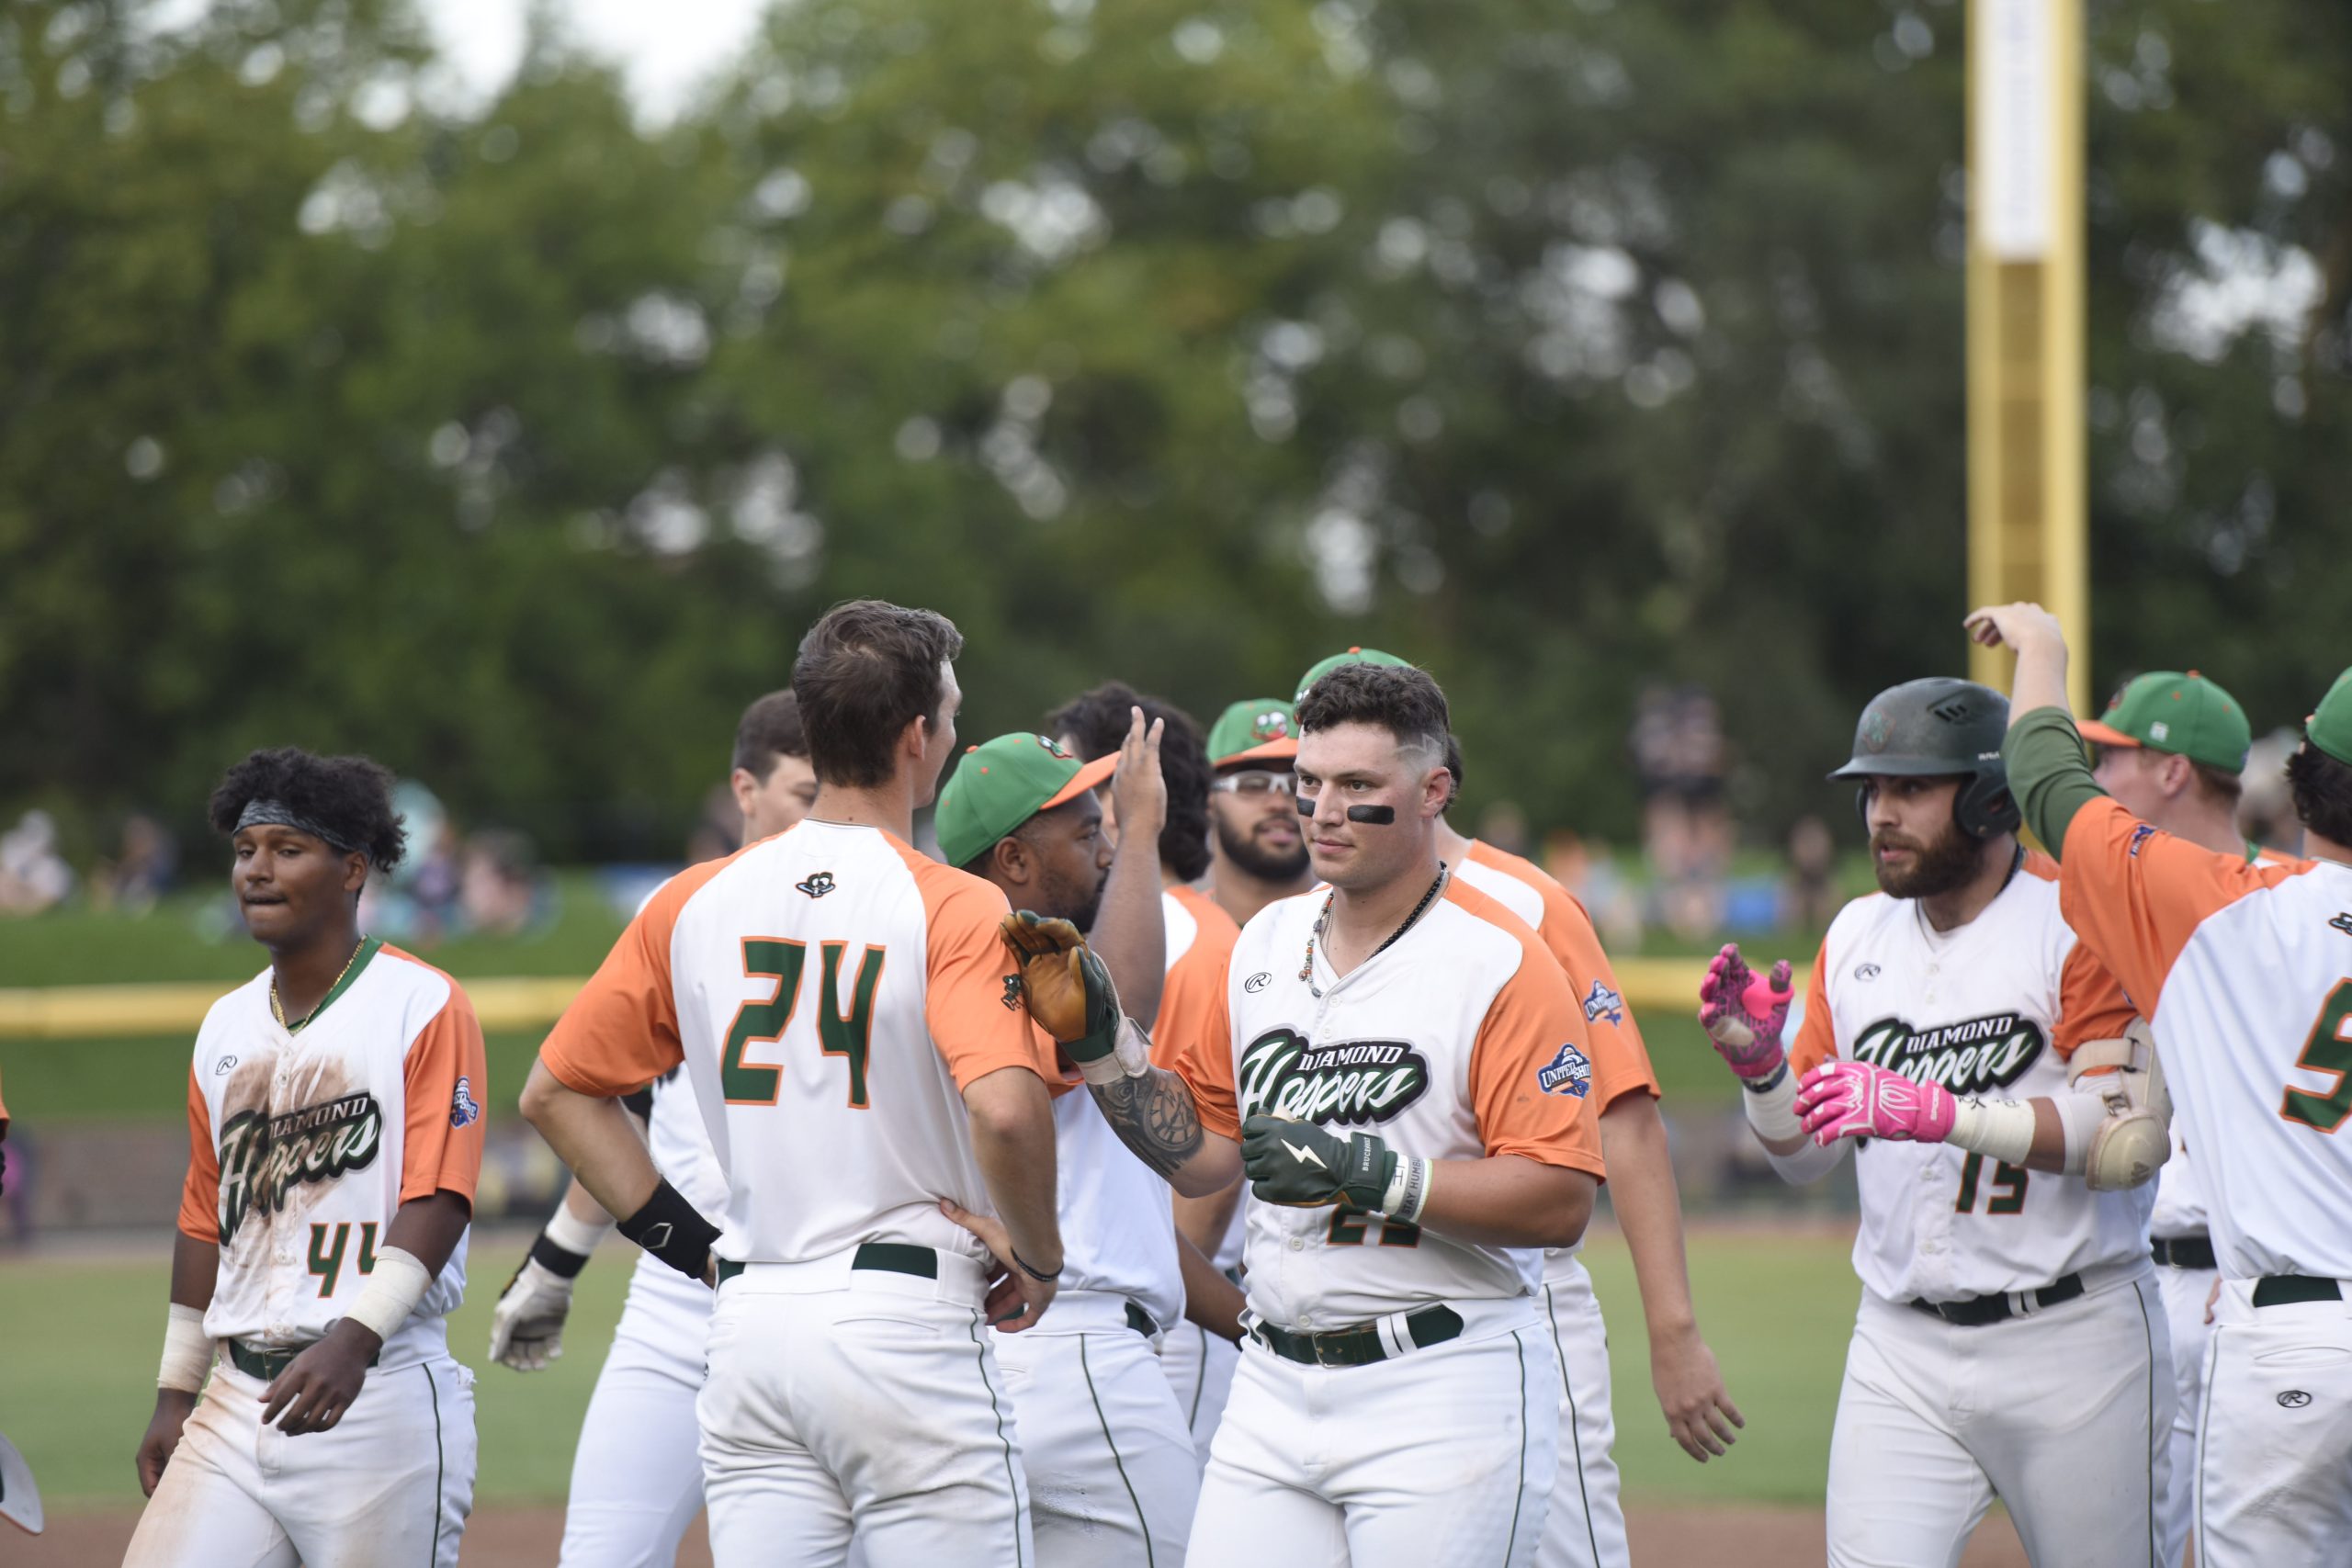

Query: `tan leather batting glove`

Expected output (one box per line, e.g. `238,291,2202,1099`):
998,911,1121,1062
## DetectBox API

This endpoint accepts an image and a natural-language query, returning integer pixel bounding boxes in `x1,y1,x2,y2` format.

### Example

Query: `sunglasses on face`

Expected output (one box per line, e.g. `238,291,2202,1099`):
1212,771,1296,796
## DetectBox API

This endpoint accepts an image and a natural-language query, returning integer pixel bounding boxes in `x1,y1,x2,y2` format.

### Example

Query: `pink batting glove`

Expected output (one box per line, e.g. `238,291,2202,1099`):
1795,1061,1956,1146
1697,943,1792,1081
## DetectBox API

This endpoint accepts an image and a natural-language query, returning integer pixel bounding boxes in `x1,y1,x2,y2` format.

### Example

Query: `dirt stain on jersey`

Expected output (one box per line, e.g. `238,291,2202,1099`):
215,1051,384,1249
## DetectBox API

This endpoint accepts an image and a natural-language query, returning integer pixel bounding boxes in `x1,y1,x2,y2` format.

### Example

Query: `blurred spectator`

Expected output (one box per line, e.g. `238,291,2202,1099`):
2240,727,2301,856
1633,683,1732,939
93,812,179,914
1544,830,1645,953
459,829,547,937
0,810,74,914
685,782,741,864
1475,799,1531,858
1785,814,1839,931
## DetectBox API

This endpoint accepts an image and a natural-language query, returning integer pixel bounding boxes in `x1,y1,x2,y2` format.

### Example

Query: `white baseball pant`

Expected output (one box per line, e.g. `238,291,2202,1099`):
696,1249,1032,1568
1188,1304,1558,1568
991,1292,1199,1566
2193,1277,2352,1568
1535,1258,1629,1568
561,1261,711,1567
122,1354,477,1568
1159,1320,1241,1468
1826,1269,2172,1568
2150,1256,2214,1568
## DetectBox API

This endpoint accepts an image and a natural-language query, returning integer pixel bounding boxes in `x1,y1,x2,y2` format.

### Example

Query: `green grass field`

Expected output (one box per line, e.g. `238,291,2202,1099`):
0,1225,1858,1514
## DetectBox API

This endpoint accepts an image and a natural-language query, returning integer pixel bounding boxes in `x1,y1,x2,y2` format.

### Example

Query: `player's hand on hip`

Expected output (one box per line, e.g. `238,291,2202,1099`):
1648,1324,1744,1462
134,1389,198,1497
941,1198,1058,1332
1238,1114,1394,1209
998,911,1122,1063
1796,1060,1955,1146
1697,944,1792,1081
261,1320,379,1436
488,1255,575,1371
1110,707,1169,843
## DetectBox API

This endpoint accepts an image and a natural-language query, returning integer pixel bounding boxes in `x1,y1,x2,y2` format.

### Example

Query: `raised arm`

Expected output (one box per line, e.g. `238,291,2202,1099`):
1699,943,1847,1184
1088,708,1169,1025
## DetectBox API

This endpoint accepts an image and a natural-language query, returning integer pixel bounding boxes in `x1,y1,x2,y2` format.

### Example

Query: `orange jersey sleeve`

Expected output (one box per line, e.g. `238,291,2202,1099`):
1786,940,1838,1078
903,858,1057,1091
396,974,490,1204
177,1064,221,1243
1451,887,1607,1178
2055,797,2309,1015
1169,959,1241,1142
538,860,735,1098
2012,856,2141,1058
1152,889,1241,1074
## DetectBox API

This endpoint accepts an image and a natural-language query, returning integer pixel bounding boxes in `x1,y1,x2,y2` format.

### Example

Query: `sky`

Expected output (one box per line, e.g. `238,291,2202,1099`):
412,0,767,122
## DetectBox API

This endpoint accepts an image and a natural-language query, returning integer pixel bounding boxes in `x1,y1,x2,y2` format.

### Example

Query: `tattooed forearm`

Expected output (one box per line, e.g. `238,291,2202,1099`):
1090,1066,1204,1179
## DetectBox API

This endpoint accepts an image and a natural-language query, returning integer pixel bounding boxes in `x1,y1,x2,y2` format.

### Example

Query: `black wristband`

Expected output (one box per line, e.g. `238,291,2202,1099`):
1012,1247,1062,1282
616,1178,722,1281
1740,1062,1791,1094
529,1230,594,1280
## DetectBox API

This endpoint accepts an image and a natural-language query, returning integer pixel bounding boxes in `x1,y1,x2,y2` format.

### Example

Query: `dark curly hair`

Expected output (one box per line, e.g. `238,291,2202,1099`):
1296,662,1452,777
208,747,408,872
2288,742,2352,850
1045,681,1214,882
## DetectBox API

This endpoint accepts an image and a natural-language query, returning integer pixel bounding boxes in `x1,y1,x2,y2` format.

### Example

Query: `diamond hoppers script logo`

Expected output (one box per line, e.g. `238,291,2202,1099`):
1849,1012,2046,1097
217,1091,385,1244
1237,1028,1430,1126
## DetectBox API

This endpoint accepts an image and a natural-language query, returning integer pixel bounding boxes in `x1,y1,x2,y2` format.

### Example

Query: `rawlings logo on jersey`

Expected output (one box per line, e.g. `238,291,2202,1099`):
1537,1042,1592,1098
216,1091,384,1245
1238,1027,1430,1127
1581,981,1623,1026
1849,1012,2046,1096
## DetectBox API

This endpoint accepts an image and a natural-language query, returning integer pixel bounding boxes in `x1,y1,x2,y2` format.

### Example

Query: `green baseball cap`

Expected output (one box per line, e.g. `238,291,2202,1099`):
1205,699,1298,768
2077,671,2251,773
1294,646,1414,706
934,733,1118,868
2307,667,2352,767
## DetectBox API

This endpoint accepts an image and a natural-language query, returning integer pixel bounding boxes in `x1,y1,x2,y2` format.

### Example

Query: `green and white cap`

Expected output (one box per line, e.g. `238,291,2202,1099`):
2077,671,2251,773
933,733,1118,868
2306,667,2352,767
1294,646,1415,706
1205,699,1298,768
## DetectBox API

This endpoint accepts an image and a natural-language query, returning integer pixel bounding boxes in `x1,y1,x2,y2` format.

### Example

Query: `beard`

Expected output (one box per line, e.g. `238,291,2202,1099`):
1216,811,1311,884
1871,820,1989,900
1040,864,1106,936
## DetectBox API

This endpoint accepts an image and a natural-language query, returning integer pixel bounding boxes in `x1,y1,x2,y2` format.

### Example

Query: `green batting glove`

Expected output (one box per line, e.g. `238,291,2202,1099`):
1240,1115,1395,1209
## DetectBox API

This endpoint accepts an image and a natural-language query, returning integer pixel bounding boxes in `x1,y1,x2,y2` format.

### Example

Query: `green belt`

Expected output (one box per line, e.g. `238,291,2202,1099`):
226,1338,378,1382
2253,1276,2343,1308
1252,1304,1464,1368
715,1242,942,1288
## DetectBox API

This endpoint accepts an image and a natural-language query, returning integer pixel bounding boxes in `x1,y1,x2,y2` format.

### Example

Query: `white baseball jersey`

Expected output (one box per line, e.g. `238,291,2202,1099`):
539,820,1055,1267
2051,800,2352,1280
1171,877,1604,1328
176,941,488,1369
1789,854,2149,1303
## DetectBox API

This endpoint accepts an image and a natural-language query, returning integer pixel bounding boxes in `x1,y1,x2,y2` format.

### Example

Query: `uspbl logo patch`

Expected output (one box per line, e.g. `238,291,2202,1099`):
1537,1043,1591,1099
1580,981,1623,1026
2128,823,2157,858
449,1077,481,1129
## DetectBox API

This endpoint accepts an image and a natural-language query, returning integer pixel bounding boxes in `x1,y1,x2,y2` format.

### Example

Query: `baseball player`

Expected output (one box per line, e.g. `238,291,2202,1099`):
1007,660,1604,1567
1974,604,2352,1568
2075,668,2272,1566
489,690,818,1567
1701,677,2174,1568
1295,647,1740,1568
126,747,487,1568
936,718,1218,1564
1053,687,1259,1457
519,600,1067,1567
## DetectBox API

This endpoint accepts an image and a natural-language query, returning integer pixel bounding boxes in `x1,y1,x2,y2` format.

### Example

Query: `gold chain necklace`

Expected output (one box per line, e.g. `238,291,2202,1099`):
1299,863,1447,997
271,939,366,1033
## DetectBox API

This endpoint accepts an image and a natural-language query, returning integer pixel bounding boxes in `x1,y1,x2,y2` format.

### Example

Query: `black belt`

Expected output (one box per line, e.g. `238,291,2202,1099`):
715,1242,942,1288
2152,1235,2217,1271
1910,1272,2085,1327
2254,1276,2344,1308
1251,1304,1464,1368
227,1338,378,1382
1125,1302,1157,1337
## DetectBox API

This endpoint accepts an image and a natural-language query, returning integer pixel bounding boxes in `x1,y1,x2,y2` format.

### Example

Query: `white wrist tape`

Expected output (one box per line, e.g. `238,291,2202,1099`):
1380,1156,1435,1224
1742,1068,1804,1144
544,1201,614,1258
1075,1016,1157,1087
158,1303,214,1393
345,1245,433,1342
1946,1097,2039,1166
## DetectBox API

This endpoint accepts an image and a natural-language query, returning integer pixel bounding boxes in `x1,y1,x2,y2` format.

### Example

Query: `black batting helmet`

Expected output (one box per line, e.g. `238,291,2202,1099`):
1828,677,2022,840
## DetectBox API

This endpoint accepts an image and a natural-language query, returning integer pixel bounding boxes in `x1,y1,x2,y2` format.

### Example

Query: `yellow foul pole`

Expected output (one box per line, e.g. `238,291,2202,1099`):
1966,0,2090,716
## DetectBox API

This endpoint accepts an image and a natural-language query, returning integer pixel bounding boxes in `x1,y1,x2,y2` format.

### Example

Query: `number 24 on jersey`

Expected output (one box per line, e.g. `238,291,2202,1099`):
720,938,886,1108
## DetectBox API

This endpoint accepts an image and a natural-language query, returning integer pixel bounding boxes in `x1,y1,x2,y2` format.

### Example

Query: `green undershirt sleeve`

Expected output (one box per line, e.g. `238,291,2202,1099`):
2001,705,2109,858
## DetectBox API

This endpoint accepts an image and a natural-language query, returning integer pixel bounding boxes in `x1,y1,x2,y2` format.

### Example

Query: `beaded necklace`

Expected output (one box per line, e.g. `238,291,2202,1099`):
1299,863,1448,998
